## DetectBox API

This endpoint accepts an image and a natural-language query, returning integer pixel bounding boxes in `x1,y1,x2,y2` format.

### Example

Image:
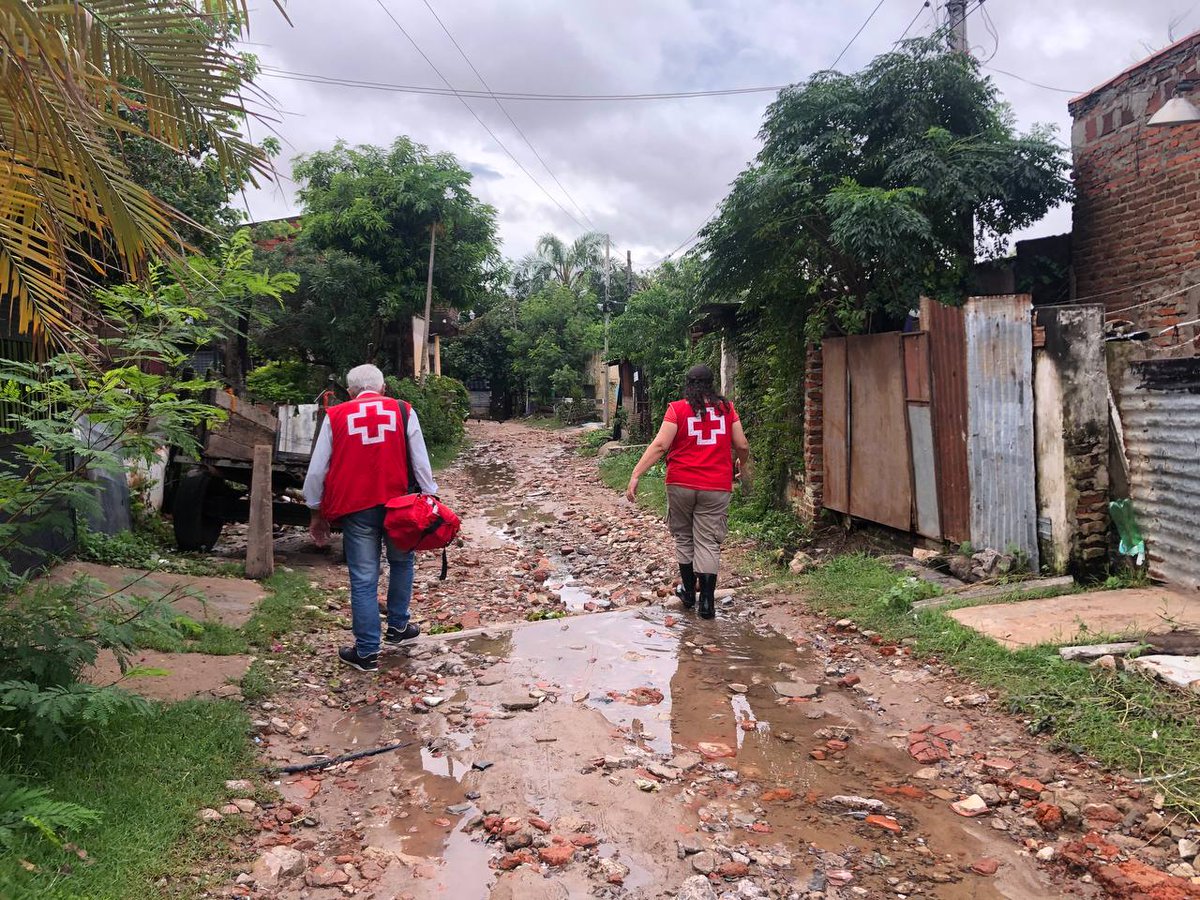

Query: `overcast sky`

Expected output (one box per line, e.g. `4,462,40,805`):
240,0,1199,269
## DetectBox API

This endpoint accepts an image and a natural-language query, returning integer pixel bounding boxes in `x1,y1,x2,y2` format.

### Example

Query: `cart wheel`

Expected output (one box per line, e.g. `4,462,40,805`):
173,471,225,551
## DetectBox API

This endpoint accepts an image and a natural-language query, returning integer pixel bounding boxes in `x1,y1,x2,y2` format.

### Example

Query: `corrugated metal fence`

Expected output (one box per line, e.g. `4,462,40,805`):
1118,358,1200,590
965,297,1040,570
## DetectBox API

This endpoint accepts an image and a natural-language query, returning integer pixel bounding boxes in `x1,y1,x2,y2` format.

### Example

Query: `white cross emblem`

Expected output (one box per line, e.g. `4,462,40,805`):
346,399,397,445
687,407,727,446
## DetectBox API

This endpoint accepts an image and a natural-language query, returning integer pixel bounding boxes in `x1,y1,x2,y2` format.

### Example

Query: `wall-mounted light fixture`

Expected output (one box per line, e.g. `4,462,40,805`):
1148,79,1200,126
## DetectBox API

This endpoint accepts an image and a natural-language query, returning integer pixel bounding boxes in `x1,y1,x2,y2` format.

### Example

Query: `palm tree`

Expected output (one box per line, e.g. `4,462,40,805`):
528,232,605,289
0,0,283,344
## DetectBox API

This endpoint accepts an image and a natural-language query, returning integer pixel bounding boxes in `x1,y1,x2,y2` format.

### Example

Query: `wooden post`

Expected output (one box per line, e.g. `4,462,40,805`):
433,334,442,376
246,443,274,579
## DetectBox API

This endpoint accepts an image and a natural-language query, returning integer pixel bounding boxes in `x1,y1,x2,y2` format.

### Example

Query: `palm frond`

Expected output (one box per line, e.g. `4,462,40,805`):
0,0,281,342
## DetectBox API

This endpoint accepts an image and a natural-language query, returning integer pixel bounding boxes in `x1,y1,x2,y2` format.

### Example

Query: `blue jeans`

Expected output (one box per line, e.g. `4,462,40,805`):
341,506,415,657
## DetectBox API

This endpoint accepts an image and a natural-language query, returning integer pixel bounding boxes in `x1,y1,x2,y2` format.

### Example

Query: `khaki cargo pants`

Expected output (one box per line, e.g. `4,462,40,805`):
666,486,732,575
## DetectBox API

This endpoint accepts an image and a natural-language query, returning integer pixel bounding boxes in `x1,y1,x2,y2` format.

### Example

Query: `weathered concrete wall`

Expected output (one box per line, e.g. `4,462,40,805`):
1069,32,1200,344
719,332,739,403
1033,306,1110,574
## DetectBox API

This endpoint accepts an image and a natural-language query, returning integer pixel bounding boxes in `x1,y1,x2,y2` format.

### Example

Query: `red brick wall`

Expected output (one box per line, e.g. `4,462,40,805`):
795,344,824,524
1070,32,1200,348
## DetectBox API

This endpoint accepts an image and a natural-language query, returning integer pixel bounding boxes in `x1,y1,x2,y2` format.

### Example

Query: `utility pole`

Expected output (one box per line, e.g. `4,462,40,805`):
602,234,611,426
421,222,437,380
945,0,968,54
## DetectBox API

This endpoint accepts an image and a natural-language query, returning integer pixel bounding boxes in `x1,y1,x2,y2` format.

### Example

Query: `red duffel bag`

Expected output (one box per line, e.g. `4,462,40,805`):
384,494,461,580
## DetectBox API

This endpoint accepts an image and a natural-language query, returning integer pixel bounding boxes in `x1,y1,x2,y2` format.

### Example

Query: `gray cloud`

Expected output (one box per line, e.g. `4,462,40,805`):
241,0,1198,268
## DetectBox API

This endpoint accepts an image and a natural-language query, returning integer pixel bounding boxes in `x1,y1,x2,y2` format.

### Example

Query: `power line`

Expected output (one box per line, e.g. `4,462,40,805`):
414,0,596,230
260,67,788,102
982,65,1083,95
894,1,932,45
368,0,588,231
648,200,724,268
831,0,889,70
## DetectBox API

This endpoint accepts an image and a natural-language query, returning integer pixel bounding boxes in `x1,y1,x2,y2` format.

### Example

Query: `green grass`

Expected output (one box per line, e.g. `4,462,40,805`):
240,569,322,649
0,701,255,899
135,617,251,656
129,569,323,658
576,428,614,458
429,438,465,472
78,524,246,578
599,450,667,515
801,554,1200,817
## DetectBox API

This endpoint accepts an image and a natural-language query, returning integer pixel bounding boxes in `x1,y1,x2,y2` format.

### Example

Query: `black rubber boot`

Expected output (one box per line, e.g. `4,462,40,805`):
697,573,717,619
675,563,697,609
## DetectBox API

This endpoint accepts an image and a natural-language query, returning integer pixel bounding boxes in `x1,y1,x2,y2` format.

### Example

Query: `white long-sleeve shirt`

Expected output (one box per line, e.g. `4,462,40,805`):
303,398,439,509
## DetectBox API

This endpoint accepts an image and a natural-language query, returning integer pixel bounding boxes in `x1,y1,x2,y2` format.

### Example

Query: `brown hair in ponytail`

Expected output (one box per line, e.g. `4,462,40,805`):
682,364,730,418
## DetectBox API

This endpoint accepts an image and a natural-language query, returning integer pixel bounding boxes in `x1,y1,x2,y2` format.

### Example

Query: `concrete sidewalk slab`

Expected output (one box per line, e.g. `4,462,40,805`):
85,649,253,701
948,587,1200,649
46,561,265,626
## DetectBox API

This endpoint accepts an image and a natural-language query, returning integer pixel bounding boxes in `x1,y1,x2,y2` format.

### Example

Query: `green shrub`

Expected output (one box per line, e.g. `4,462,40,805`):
386,375,469,450
577,428,614,457
245,360,328,405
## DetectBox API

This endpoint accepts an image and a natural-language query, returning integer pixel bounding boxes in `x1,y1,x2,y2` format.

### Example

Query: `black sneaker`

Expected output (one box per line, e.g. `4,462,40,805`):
384,623,421,645
338,646,379,672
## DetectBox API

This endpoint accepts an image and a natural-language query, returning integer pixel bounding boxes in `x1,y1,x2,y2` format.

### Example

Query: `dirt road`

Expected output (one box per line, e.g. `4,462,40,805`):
216,422,1184,900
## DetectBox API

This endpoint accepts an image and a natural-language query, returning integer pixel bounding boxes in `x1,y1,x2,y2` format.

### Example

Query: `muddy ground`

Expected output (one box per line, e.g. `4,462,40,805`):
198,422,1200,900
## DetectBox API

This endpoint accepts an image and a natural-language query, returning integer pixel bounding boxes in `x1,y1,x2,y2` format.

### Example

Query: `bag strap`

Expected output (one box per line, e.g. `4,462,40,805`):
398,400,419,494
404,511,451,581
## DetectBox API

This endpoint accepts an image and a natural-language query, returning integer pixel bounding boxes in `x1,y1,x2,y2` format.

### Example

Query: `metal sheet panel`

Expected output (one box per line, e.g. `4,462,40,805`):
1119,359,1200,591
277,404,319,455
848,333,912,532
964,296,1040,569
908,404,941,539
822,338,849,513
921,298,971,542
903,332,931,403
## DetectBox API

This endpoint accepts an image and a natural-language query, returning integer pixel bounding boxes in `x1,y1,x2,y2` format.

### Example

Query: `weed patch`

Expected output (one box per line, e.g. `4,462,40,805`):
0,700,254,898
241,570,322,649
803,555,1200,817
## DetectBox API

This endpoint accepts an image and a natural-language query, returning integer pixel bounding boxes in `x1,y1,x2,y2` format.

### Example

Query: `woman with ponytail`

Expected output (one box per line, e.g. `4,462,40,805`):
626,365,751,618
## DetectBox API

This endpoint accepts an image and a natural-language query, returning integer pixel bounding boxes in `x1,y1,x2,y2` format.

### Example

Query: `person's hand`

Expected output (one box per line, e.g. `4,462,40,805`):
309,510,331,548
625,476,639,503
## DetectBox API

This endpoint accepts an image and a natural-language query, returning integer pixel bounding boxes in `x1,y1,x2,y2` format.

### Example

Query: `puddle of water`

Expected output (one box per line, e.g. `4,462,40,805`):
668,618,1016,899
409,803,493,900
467,611,680,754
470,612,1018,898
419,747,471,782
546,576,594,612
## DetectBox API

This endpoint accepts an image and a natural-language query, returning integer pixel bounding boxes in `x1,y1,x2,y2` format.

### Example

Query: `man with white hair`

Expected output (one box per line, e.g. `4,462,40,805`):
303,363,438,672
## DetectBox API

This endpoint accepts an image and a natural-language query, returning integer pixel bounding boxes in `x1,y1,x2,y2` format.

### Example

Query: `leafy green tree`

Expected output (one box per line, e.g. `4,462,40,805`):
701,37,1072,333
508,283,601,406
609,258,704,419
251,233,386,374
289,138,500,372
441,284,520,417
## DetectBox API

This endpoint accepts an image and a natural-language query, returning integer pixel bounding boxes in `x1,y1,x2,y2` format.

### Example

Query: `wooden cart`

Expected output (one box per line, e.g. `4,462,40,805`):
164,390,318,551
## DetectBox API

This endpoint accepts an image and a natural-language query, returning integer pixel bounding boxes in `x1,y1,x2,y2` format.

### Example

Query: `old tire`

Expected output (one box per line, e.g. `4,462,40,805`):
173,471,225,551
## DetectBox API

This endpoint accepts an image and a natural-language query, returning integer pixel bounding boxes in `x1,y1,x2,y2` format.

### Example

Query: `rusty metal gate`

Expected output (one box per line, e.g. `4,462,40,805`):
823,333,933,534
921,298,971,542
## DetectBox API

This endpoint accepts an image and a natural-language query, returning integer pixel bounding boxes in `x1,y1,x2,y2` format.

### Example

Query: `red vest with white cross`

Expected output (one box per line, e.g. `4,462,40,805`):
664,399,739,492
320,392,411,521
